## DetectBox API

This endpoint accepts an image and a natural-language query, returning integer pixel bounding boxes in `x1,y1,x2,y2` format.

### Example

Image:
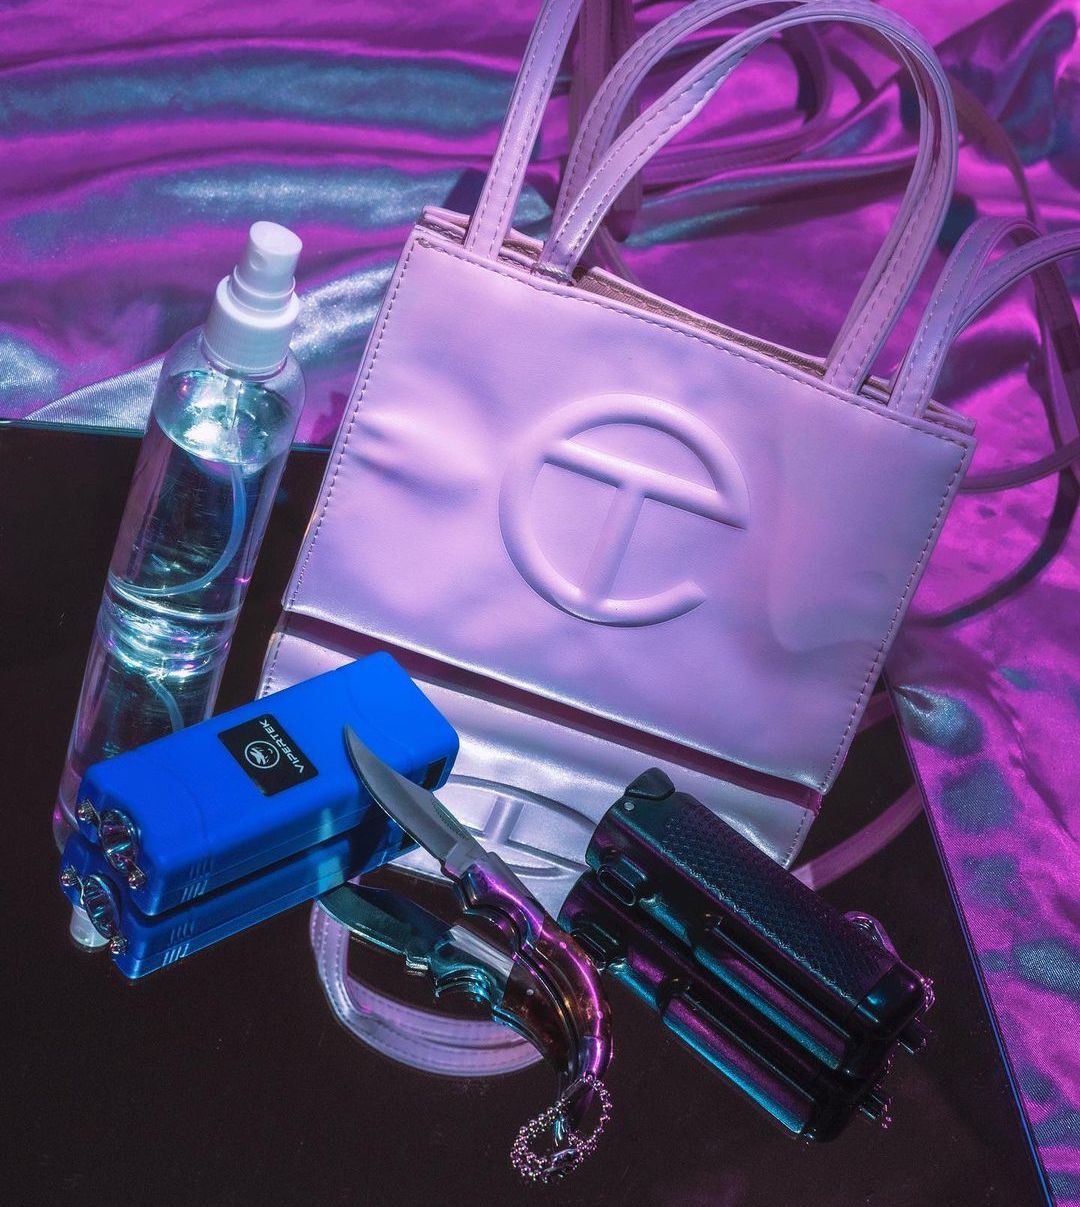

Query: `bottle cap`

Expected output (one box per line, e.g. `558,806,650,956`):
69,904,109,949
202,221,302,376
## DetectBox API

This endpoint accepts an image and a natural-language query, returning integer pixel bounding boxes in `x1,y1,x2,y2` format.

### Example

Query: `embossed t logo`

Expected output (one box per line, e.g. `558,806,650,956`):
499,395,749,626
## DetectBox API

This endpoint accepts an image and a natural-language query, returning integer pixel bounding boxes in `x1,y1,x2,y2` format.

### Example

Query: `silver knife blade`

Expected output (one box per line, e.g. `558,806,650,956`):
344,726,485,870
321,882,514,1000
319,882,448,957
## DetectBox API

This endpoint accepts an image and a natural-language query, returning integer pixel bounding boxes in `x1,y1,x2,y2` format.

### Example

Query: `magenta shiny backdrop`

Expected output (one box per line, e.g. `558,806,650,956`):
2,1,1077,1200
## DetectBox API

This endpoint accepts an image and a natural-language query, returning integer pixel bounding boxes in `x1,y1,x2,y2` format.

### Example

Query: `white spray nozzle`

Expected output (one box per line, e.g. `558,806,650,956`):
234,221,302,308
203,221,303,376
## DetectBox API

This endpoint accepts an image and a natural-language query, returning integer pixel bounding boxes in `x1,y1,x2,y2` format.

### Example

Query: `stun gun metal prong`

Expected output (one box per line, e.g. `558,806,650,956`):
98,809,148,891
75,799,99,829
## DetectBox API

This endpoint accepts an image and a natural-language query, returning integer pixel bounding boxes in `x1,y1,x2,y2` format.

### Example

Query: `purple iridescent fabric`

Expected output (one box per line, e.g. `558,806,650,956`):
2,0,1077,1199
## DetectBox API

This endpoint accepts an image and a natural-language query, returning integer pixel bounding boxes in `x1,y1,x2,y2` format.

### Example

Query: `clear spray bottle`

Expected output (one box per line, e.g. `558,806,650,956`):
56,222,306,942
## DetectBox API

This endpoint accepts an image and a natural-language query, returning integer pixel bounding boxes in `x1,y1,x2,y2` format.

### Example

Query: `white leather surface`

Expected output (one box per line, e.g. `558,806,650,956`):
285,225,971,795
261,623,816,907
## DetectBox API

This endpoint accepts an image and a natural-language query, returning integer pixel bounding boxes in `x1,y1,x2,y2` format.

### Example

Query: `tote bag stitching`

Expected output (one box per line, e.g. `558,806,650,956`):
561,1,732,204
562,69,724,259
901,230,992,412
783,800,815,866
414,235,972,452
834,94,944,385
560,12,646,205
835,170,936,384
262,625,285,698
290,232,966,793
476,1,578,244
822,447,964,785
424,204,965,413
288,237,419,605
475,0,559,239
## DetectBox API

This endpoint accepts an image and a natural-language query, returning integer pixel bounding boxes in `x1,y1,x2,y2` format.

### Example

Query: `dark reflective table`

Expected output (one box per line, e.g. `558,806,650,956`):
3,422,1049,1206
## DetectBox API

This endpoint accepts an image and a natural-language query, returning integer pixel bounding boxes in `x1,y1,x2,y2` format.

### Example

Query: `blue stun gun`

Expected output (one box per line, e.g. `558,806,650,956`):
59,814,405,977
70,653,458,915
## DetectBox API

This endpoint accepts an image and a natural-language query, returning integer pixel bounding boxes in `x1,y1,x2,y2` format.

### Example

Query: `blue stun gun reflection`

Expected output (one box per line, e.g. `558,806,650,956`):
60,816,408,977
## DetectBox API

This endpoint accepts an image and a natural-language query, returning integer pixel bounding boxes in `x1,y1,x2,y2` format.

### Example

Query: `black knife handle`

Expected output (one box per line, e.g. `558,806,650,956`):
585,770,929,1072
560,872,878,1141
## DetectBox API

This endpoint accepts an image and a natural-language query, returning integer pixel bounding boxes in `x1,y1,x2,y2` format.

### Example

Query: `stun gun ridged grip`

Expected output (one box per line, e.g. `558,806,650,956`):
60,820,404,979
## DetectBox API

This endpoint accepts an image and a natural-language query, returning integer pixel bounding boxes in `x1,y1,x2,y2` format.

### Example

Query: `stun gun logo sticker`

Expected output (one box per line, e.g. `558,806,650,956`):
499,395,749,626
244,740,280,770
219,714,318,796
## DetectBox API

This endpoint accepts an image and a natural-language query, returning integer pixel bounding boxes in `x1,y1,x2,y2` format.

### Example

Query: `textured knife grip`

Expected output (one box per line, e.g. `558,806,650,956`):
662,796,894,1007
589,771,902,1017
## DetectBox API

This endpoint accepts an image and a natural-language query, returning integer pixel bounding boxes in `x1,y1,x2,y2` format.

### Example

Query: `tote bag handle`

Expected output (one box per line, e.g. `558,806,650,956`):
574,8,836,274
466,0,596,259
537,1,956,397
463,0,637,272
553,0,836,234
552,0,936,381
567,34,1075,431
569,51,1033,271
630,25,835,189
569,0,642,236
467,0,840,261
569,0,634,135
467,0,837,260
891,219,1080,427
894,223,1080,490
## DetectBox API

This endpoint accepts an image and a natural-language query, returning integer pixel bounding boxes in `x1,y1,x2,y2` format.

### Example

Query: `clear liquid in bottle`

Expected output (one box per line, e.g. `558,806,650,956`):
55,223,305,948
56,365,301,834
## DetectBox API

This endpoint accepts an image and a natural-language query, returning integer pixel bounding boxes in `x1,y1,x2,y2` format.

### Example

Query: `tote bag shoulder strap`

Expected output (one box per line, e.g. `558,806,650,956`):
537,1,956,398
465,0,590,260
895,224,1080,490
554,0,836,230
961,230,1080,332
891,219,1079,421
964,232,1080,487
